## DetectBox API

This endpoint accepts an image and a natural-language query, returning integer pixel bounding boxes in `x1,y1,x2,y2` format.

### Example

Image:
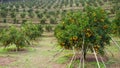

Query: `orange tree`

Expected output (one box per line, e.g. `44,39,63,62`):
21,22,43,40
54,6,111,59
0,22,43,51
0,26,30,51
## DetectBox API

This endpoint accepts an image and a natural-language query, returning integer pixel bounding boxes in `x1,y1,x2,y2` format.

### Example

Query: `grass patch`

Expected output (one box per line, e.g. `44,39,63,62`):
0,44,35,54
56,56,69,64
89,62,105,68
66,60,80,68
67,60,106,68
0,47,8,53
106,58,116,64
56,54,73,64
0,66,5,68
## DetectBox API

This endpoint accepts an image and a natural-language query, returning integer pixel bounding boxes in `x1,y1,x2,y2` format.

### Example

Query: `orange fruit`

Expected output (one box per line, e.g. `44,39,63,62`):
73,36,78,41
86,32,92,37
101,19,104,22
103,25,108,29
61,43,65,46
94,19,97,22
93,12,96,17
101,9,104,13
87,29,91,32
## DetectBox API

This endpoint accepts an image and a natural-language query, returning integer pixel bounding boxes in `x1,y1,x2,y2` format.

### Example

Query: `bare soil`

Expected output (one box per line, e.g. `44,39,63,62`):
0,32,120,68
107,63,120,68
72,54,108,62
0,56,16,66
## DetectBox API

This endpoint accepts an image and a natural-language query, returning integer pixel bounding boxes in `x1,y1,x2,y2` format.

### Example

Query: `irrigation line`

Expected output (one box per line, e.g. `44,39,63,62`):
53,48,64,57
78,46,85,68
78,50,83,68
42,48,64,68
78,35,85,68
82,50,85,68
99,55,106,68
51,44,57,50
68,46,76,68
49,43,59,51
82,36,85,68
78,51,85,68
93,47,101,68
109,35,120,51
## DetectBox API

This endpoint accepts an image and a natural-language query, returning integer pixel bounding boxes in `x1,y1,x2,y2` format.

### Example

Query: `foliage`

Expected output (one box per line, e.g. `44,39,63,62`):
28,12,34,18
113,11,120,36
13,18,19,24
3,19,7,23
40,18,46,24
10,12,16,18
37,13,43,18
0,21,43,51
28,8,33,13
22,20,27,24
20,13,26,18
0,26,30,51
50,18,56,24
21,22,43,40
0,10,8,18
45,24,52,32
111,0,120,13
55,6,111,59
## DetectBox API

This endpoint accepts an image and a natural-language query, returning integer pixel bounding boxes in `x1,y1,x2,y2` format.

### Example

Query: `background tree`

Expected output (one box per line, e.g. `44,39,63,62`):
21,22,43,40
0,10,8,18
13,18,19,24
20,13,26,18
50,18,56,24
45,24,52,32
112,11,120,36
28,12,34,18
40,18,46,24
0,26,30,51
10,12,16,18
3,19,7,23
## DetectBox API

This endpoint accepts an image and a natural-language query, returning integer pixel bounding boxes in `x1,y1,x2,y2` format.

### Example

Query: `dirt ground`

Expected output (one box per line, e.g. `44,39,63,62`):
0,56,16,66
0,32,66,68
0,32,120,68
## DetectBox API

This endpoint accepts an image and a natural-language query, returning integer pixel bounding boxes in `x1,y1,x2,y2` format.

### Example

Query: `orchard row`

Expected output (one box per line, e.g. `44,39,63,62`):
0,0,119,25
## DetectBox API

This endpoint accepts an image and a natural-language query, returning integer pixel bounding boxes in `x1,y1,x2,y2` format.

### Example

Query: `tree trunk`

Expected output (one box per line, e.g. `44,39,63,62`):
16,46,20,51
83,52,86,60
83,48,87,60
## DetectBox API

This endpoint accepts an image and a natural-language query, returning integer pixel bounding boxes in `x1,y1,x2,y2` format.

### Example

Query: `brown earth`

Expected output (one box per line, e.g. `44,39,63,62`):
0,56,16,66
